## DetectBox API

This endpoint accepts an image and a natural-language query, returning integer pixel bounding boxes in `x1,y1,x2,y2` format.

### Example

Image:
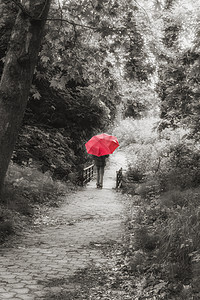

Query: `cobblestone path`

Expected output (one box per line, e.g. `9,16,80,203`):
0,151,127,299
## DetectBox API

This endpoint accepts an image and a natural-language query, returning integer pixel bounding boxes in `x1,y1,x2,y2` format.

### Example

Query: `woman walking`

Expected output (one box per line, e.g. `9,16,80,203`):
85,133,119,188
93,155,109,188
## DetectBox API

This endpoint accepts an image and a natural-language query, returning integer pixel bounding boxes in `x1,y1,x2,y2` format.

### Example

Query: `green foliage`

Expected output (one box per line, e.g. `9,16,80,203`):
126,166,144,183
159,189,190,208
116,116,200,195
155,0,200,140
157,138,200,190
5,161,69,205
36,0,155,124
0,0,17,75
157,194,200,280
14,126,76,181
122,12,154,81
121,82,159,119
162,21,181,48
119,113,200,296
0,0,158,185
0,218,13,244
134,226,160,252
113,117,159,147
157,50,200,140
125,185,200,296
136,179,160,200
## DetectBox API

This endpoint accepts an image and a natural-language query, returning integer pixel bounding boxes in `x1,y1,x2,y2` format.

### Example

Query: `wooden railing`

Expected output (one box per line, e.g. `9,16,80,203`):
82,164,94,186
116,167,123,189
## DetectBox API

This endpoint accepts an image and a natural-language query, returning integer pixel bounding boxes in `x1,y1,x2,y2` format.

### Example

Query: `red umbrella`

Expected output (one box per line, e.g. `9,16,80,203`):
85,133,119,157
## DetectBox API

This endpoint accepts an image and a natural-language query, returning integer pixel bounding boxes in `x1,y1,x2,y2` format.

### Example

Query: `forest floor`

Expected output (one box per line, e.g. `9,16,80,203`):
0,150,136,300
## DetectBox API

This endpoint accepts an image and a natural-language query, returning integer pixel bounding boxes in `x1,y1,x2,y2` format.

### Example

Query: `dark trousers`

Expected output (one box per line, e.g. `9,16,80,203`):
96,166,104,186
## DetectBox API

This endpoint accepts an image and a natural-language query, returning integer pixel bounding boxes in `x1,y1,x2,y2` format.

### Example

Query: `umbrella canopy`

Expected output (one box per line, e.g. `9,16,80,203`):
85,133,119,157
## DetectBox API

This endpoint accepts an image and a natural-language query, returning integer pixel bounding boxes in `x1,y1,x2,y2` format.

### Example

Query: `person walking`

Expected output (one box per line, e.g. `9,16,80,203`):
85,133,119,188
93,155,109,188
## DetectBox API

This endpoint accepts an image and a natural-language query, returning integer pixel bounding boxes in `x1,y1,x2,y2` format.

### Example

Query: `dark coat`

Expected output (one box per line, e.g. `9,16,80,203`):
93,155,109,167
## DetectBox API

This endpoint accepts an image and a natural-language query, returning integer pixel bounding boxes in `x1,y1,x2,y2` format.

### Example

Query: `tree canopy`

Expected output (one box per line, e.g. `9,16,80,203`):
0,0,200,185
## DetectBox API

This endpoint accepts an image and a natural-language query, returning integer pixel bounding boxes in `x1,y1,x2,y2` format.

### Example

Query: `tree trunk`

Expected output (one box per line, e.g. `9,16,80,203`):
0,0,51,194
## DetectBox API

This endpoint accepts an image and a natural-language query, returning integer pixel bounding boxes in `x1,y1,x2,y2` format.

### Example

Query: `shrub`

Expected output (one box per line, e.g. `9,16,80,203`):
134,226,160,252
0,208,14,243
157,138,200,191
136,179,160,199
4,161,70,208
157,200,200,281
159,190,187,208
113,117,159,148
126,166,144,182
117,114,200,291
0,220,13,243
116,117,199,193
127,249,146,273
122,166,145,195
2,184,34,216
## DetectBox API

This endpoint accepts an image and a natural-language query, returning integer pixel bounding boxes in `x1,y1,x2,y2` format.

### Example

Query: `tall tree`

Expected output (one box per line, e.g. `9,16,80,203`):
156,0,200,140
0,0,51,193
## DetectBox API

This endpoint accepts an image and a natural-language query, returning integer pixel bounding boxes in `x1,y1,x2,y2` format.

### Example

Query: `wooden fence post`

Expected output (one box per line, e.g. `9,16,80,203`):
82,164,94,186
116,167,123,189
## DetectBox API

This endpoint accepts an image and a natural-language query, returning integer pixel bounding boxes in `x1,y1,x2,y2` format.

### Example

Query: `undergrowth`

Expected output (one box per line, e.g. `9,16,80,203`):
115,116,200,299
0,160,75,244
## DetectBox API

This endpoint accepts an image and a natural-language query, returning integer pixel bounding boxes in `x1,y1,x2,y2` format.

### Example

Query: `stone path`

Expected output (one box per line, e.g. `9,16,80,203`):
0,151,127,299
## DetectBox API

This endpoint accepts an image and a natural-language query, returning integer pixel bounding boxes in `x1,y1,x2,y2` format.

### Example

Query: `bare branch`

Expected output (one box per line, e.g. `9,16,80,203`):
46,18,97,30
133,0,151,22
57,0,63,26
11,0,32,18
10,0,123,34
10,0,97,30
37,0,49,20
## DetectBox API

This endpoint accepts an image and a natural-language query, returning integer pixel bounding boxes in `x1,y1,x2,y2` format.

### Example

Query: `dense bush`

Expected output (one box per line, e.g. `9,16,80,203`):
0,217,13,244
158,143,200,191
157,191,200,281
115,117,200,193
117,115,200,297
4,161,71,207
1,3,120,186
14,126,77,181
125,166,144,182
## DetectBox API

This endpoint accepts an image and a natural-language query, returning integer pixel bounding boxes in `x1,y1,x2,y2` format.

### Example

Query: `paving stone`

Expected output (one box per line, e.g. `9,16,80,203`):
26,249,41,254
0,292,17,299
1,278,19,284
0,274,16,279
9,272,28,277
17,276,34,282
0,267,9,272
17,295,35,300
33,290,46,297
11,287,30,294
8,283,25,289
20,280,38,285
0,287,7,293
28,284,43,291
